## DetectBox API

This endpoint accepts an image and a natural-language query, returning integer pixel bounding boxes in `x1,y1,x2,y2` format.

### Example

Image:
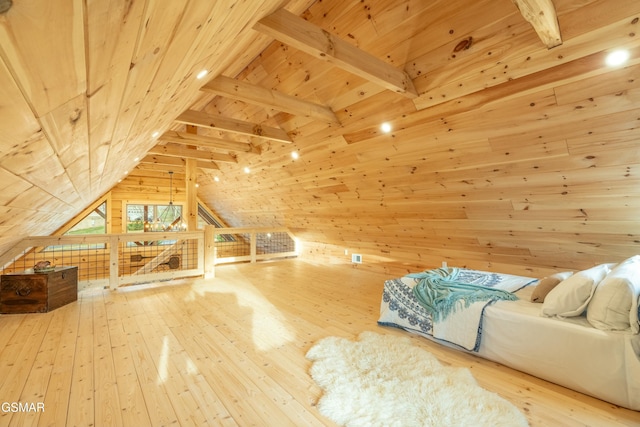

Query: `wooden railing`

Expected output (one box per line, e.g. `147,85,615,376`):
204,227,297,267
1,226,297,289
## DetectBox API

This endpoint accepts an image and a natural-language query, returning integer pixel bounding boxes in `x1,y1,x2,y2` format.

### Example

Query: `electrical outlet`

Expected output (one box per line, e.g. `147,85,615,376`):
352,254,362,264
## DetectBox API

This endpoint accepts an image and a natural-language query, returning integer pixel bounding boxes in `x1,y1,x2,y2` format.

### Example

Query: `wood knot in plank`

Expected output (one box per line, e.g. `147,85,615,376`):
69,109,82,125
453,37,473,52
252,125,264,136
321,29,336,56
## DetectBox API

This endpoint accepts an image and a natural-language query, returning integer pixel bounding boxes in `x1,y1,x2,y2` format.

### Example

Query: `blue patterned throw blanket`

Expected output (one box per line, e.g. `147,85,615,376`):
378,267,535,351
407,267,519,322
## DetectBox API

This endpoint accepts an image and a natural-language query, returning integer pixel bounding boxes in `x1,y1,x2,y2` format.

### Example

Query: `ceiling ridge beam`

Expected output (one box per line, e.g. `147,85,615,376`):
175,110,292,143
148,143,238,163
512,0,562,49
141,154,220,170
201,75,340,124
160,130,260,153
254,8,418,99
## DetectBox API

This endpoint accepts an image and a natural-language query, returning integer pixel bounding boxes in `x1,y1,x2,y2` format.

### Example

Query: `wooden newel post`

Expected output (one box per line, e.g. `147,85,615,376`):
204,225,216,278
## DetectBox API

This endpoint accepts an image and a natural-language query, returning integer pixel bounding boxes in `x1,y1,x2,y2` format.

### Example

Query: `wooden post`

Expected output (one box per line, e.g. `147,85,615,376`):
185,125,199,231
204,225,216,278
109,235,119,289
250,231,257,263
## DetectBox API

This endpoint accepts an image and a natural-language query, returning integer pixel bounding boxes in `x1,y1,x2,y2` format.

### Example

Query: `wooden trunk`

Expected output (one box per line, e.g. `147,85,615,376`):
0,266,78,314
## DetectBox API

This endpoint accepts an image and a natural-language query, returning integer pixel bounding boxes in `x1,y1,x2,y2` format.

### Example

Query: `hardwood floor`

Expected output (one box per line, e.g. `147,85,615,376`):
0,259,639,426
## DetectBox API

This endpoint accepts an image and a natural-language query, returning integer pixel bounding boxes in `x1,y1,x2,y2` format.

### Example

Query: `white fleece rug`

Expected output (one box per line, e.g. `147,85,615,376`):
306,331,528,427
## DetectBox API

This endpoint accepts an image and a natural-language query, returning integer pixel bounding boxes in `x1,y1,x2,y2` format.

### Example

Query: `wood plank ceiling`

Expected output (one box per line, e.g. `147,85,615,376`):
1,0,639,275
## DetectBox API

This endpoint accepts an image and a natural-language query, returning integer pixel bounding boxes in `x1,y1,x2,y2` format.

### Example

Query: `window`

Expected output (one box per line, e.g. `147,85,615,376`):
44,201,107,251
127,203,185,233
66,201,107,235
197,203,234,242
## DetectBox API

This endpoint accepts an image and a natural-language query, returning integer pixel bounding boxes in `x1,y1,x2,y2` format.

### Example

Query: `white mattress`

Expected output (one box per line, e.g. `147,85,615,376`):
379,274,640,411
479,285,640,411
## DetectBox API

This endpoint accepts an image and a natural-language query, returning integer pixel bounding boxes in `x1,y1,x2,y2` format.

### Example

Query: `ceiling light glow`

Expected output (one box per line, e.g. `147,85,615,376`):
214,176,220,182
152,131,160,138
605,50,630,67
381,122,392,133
244,167,251,174
291,151,299,160
196,69,208,79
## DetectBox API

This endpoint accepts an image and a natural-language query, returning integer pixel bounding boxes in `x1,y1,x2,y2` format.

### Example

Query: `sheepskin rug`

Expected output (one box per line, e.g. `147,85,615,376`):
306,331,528,427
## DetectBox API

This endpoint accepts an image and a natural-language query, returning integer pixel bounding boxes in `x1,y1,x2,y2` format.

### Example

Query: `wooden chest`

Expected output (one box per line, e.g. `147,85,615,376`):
0,266,78,314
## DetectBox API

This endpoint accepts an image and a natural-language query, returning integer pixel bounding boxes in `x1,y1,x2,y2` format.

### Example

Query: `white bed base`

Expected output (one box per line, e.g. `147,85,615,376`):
379,282,640,411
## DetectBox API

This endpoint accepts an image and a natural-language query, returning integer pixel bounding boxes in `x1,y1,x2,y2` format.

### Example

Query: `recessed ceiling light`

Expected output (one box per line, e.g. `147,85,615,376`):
152,131,160,138
381,122,392,133
134,157,139,162
214,176,220,182
196,70,208,79
605,50,630,67
244,167,251,174
291,151,299,160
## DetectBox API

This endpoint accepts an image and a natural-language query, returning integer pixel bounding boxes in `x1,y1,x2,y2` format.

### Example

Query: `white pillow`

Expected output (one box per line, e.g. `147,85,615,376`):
530,271,573,303
587,256,640,333
541,263,613,318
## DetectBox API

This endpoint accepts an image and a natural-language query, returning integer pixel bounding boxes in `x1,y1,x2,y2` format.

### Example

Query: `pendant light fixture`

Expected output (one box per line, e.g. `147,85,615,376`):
146,171,186,232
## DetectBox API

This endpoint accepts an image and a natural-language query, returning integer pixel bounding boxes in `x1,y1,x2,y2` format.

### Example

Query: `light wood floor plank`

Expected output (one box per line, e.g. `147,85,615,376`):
0,315,25,357
66,293,95,427
104,290,153,427
38,299,81,427
0,315,52,426
0,259,638,427
134,307,208,426
11,309,66,427
92,291,123,427
120,301,180,426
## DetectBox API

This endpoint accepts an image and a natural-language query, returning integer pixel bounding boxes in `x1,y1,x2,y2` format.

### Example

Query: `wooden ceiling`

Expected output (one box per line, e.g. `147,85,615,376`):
1,0,639,275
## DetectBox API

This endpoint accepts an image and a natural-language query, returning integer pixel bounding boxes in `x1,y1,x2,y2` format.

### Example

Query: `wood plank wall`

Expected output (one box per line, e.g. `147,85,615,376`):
197,0,640,278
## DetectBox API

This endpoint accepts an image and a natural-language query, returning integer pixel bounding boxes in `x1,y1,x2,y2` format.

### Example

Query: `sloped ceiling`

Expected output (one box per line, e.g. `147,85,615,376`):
1,0,640,274
0,0,314,254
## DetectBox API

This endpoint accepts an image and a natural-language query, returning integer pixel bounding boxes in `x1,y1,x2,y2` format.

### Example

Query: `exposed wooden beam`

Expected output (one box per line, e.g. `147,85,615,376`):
512,0,562,48
254,8,418,99
140,154,185,167
201,75,340,124
160,130,260,154
194,160,220,171
185,164,198,230
140,154,220,170
148,143,238,163
175,110,293,144
131,166,185,178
